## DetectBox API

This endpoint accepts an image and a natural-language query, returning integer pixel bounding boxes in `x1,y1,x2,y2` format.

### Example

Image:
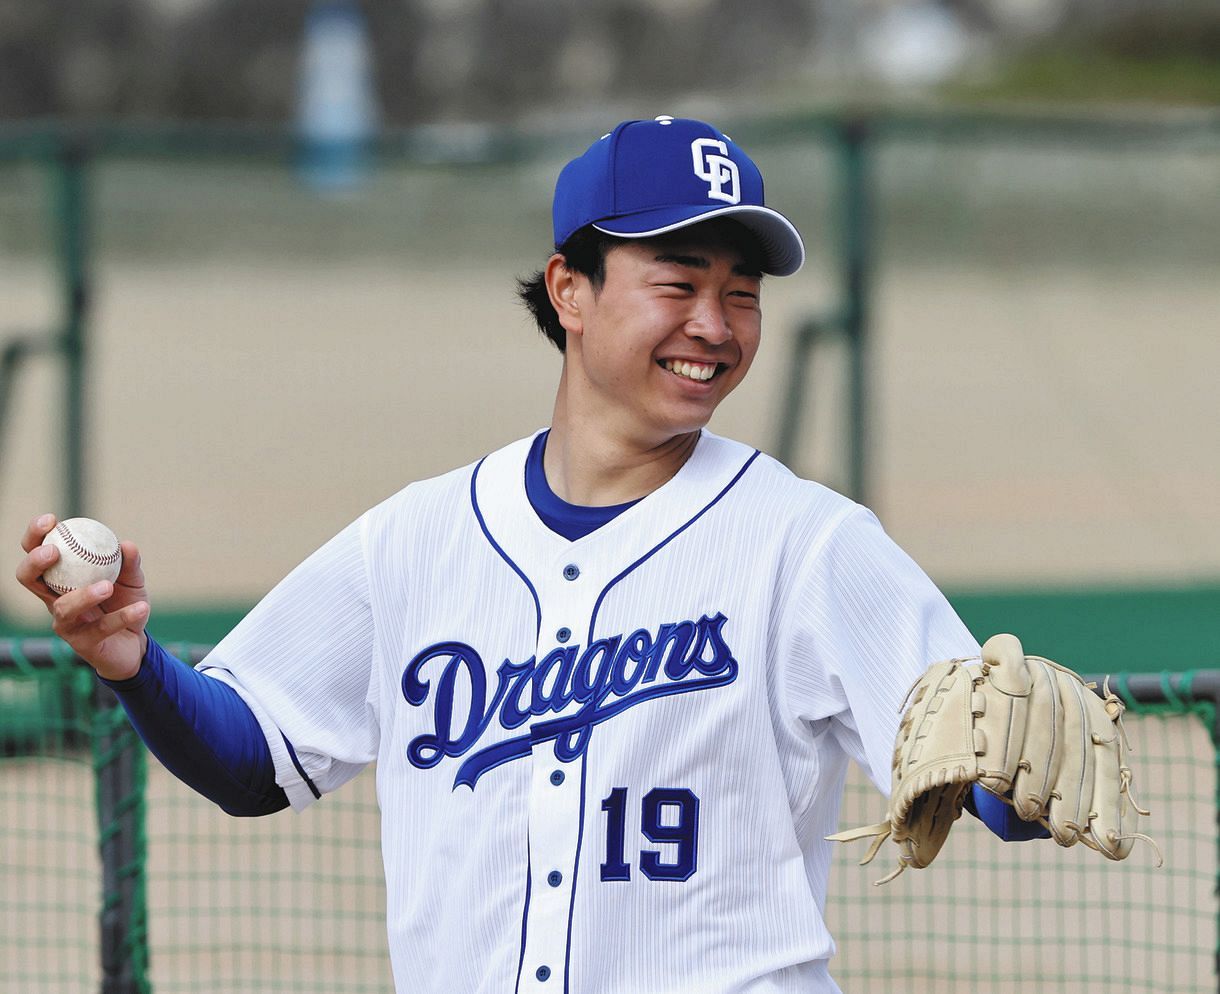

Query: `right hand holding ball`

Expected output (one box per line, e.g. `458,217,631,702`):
17,513,150,681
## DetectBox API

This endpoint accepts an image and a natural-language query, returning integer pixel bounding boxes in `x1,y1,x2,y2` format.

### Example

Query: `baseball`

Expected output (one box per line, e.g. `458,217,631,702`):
40,517,123,595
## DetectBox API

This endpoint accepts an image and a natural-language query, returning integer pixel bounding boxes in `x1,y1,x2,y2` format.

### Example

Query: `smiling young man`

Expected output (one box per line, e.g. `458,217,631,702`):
537,219,765,505
19,116,1050,994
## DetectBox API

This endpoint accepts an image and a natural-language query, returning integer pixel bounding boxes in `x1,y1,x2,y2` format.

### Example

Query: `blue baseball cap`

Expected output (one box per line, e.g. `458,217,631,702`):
552,115,805,276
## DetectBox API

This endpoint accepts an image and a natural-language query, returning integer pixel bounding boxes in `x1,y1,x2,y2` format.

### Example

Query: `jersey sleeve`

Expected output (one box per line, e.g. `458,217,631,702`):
781,506,980,797
197,514,378,810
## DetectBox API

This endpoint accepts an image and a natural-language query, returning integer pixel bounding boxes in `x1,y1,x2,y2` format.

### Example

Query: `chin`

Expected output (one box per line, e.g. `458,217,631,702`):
651,413,714,443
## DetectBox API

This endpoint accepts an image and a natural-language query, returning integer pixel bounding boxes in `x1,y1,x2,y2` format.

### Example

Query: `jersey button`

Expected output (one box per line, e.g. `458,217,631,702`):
556,627,571,643
549,769,565,786
547,870,563,887
536,966,551,982
562,563,580,581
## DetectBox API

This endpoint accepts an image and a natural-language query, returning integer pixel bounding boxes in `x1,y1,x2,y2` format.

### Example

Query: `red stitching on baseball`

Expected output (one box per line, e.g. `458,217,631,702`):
56,522,120,567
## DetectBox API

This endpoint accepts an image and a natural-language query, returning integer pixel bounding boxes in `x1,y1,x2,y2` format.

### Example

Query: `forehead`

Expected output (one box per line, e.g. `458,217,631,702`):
608,223,761,272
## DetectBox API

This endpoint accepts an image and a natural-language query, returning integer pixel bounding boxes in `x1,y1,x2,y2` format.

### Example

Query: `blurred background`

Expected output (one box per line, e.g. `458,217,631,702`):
2,0,1218,121
2,6,1218,993
1,0,1218,669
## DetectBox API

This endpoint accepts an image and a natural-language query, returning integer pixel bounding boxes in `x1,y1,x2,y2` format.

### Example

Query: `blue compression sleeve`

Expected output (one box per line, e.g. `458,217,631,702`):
966,783,1052,842
100,637,289,816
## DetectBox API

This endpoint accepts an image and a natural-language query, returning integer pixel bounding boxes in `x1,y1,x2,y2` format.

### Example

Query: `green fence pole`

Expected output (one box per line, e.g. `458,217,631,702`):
773,116,874,501
775,318,824,467
92,681,151,994
837,116,872,505
46,141,149,994
50,138,89,520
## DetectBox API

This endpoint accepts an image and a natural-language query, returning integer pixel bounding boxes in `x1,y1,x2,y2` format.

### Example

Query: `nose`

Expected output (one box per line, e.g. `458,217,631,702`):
684,294,733,345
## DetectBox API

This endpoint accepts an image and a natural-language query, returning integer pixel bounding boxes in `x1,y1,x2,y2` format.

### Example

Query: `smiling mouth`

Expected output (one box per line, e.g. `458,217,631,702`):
660,359,724,382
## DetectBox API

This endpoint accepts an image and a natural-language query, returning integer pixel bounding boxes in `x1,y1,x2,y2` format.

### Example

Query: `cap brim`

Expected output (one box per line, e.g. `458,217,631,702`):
593,204,805,276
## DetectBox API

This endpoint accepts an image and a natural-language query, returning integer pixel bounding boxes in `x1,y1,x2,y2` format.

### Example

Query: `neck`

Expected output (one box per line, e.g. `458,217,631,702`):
546,382,699,506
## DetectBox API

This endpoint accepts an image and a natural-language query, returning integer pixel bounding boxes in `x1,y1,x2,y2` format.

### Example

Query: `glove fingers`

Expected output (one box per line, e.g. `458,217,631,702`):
1011,658,1063,821
975,633,1033,796
1085,686,1135,860
1046,665,1095,847
896,784,970,869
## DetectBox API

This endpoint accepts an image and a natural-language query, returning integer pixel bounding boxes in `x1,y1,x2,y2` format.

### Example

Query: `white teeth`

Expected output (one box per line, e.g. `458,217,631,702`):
663,360,716,382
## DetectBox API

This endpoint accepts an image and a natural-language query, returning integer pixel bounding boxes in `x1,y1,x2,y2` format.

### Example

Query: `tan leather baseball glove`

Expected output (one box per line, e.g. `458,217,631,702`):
828,633,1160,884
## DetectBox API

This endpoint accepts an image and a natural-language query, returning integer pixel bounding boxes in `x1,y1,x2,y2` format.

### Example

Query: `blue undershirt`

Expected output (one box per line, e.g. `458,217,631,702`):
104,429,1046,839
525,430,642,540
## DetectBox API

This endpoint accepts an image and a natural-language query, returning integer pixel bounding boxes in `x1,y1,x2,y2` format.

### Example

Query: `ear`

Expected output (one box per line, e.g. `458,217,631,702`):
544,254,585,338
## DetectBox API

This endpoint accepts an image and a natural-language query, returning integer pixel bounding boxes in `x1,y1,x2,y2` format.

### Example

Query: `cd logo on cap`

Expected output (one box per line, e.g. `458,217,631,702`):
690,138,740,205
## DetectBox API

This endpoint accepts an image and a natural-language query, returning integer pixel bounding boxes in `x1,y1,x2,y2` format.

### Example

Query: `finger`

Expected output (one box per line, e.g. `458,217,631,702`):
980,633,1032,695
1046,665,1094,847
15,543,61,607
1085,684,1134,860
1011,657,1064,821
91,600,151,641
52,600,149,681
975,634,1033,796
21,513,58,554
51,580,115,633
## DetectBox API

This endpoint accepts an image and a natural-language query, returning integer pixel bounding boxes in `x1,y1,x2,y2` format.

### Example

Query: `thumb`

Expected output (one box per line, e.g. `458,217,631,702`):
116,540,147,591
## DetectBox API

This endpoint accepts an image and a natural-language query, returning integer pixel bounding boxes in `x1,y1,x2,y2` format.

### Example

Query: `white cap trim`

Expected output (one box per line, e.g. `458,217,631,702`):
593,204,805,276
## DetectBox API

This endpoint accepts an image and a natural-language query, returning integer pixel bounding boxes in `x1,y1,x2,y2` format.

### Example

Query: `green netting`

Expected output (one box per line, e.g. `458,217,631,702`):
828,695,1216,992
3,645,1216,993
141,769,391,993
1,647,100,994
0,646,392,994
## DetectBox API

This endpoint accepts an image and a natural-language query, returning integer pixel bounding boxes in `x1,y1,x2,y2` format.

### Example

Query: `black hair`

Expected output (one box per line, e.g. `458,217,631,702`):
516,219,765,354
516,226,616,354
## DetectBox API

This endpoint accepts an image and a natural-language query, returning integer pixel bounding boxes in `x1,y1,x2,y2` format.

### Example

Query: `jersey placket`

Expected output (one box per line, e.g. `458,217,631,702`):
518,553,600,992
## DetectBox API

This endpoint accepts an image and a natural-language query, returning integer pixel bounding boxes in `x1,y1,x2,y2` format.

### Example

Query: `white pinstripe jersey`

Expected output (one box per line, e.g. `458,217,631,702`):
200,430,979,994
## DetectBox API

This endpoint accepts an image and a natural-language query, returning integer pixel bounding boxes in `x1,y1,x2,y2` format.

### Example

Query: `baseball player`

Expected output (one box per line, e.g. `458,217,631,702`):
17,116,1143,994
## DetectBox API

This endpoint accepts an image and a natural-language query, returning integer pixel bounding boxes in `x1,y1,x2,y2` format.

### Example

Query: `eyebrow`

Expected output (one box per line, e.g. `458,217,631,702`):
653,253,762,278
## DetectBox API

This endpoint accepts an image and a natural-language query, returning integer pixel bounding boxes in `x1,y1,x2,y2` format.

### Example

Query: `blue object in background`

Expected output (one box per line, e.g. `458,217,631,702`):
297,1,379,193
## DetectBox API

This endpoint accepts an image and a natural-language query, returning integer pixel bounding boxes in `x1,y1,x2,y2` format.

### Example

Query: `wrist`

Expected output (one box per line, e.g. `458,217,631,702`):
97,658,147,687
95,636,152,686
